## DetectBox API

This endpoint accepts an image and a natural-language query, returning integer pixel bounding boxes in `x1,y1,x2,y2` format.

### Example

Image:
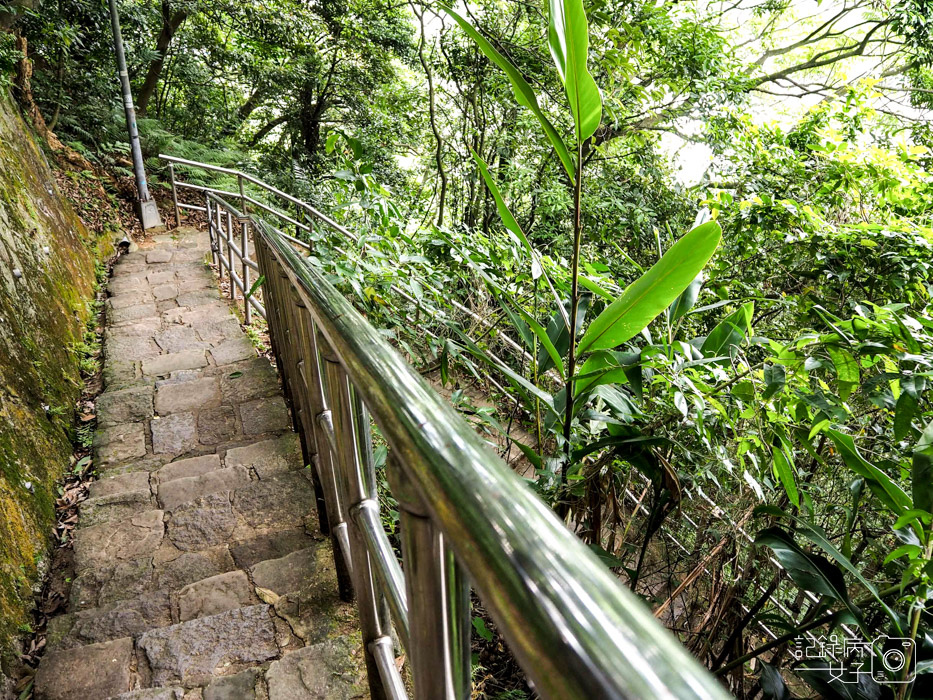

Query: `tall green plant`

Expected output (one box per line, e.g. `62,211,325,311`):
443,2,722,484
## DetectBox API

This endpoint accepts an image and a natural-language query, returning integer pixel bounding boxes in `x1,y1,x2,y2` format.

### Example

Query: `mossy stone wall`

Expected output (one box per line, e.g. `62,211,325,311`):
0,90,111,685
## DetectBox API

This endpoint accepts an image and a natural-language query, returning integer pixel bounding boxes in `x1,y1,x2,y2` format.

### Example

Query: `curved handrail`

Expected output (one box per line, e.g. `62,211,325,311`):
254,216,730,700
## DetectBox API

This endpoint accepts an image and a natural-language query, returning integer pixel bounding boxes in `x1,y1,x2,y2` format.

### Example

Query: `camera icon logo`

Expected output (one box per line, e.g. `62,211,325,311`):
871,636,916,684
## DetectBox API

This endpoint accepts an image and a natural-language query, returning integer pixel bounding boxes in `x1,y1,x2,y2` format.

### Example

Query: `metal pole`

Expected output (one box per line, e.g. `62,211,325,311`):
169,163,180,228
107,0,162,229
241,220,251,324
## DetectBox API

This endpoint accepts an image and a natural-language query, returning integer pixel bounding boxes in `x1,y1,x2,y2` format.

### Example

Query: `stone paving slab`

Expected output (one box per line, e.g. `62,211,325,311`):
35,637,135,700
36,228,366,700
138,605,278,687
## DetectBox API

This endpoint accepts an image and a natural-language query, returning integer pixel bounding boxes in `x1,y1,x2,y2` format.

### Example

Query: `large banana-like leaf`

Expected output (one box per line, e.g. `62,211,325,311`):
755,526,864,627
827,429,912,517
444,8,575,178
577,221,722,353
548,0,602,142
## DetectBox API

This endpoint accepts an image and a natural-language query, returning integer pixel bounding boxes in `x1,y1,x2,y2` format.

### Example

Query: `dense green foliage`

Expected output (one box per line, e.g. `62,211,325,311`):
4,0,933,696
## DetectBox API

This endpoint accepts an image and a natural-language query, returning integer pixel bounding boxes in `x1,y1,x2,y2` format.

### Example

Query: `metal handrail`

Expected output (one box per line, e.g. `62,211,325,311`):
162,157,731,699
254,215,730,699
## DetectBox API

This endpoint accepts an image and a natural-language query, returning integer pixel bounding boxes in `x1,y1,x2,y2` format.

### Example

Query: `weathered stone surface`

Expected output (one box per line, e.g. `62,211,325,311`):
34,637,135,700
152,283,179,301
73,510,164,571
264,636,367,700
138,605,278,687
157,298,180,313
152,412,198,454
154,454,222,484
78,488,154,529
105,333,162,360
50,592,172,650
89,470,151,500
96,384,154,427
198,405,238,445
107,317,162,339
155,376,221,415
197,318,243,345
95,423,148,467
229,529,315,569
158,466,251,511
110,290,155,309
209,337,256,366
143,350,208,377
148,270,176,286
233,473,316,532
168,493,238,551
147,249,173,264
177,570,254,622
225,434,302,477
98,454,169,480
239,396,291,436
34,226,363,698
250,545,333,597
111,302,159,325
103,360,141,390
203,668,261,700
155,325,209,354
176,290,221,308
113,687,185,700
220,360,279,403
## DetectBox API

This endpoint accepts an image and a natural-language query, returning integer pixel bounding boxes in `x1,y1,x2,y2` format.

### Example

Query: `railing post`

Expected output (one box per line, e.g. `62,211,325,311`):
169,163,180,229
226,207,235,300
321,352,392,700
252,232,353,601
238,173,247,214
241,219,251,324
387,456,471,700
206,194,215,266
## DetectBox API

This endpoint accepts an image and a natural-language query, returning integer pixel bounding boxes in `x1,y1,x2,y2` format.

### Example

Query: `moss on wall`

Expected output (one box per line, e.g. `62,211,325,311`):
0,90,112,681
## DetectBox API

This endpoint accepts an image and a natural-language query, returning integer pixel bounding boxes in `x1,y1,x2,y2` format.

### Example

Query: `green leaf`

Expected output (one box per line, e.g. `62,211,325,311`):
760,663,790,700
587,543,625,568
827,429,911,517
491,289,533,351
895,390,918,442
756,506,901,631
538,296,590,373
827,346,859,401
884,544,922,565
578,221,722,353
700,302,754,358
762,364,785,400
574,350,634,396
443,8,575,179
913,447,933,514
667,272,703,323
245,274,265,300
772,447,798,508
472,616,493,642
513,303,565,380
471,150,531,252
754,526,863,625
547,0,601,142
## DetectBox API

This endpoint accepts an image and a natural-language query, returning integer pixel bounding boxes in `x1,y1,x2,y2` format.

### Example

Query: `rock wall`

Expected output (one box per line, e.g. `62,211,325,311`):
0,90,109,686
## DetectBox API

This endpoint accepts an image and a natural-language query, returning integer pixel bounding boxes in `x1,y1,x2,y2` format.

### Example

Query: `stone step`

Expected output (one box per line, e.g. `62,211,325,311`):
69,521,320,613
36,228,365,699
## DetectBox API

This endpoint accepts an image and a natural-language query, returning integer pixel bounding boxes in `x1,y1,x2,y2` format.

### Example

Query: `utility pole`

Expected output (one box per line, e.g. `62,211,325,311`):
107,0,162,229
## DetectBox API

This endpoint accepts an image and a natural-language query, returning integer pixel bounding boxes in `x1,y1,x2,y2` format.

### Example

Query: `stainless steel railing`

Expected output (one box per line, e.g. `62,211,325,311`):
161,155,731,699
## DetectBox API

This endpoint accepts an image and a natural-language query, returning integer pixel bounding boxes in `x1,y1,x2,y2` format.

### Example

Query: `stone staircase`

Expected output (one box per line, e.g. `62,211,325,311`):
34,228,367,699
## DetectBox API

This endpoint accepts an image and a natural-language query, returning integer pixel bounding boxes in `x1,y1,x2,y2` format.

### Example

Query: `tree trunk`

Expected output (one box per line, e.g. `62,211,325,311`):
137,0,187,117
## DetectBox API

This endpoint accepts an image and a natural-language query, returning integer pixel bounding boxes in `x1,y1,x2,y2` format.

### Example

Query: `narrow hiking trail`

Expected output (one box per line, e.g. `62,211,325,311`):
33,227,367,700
